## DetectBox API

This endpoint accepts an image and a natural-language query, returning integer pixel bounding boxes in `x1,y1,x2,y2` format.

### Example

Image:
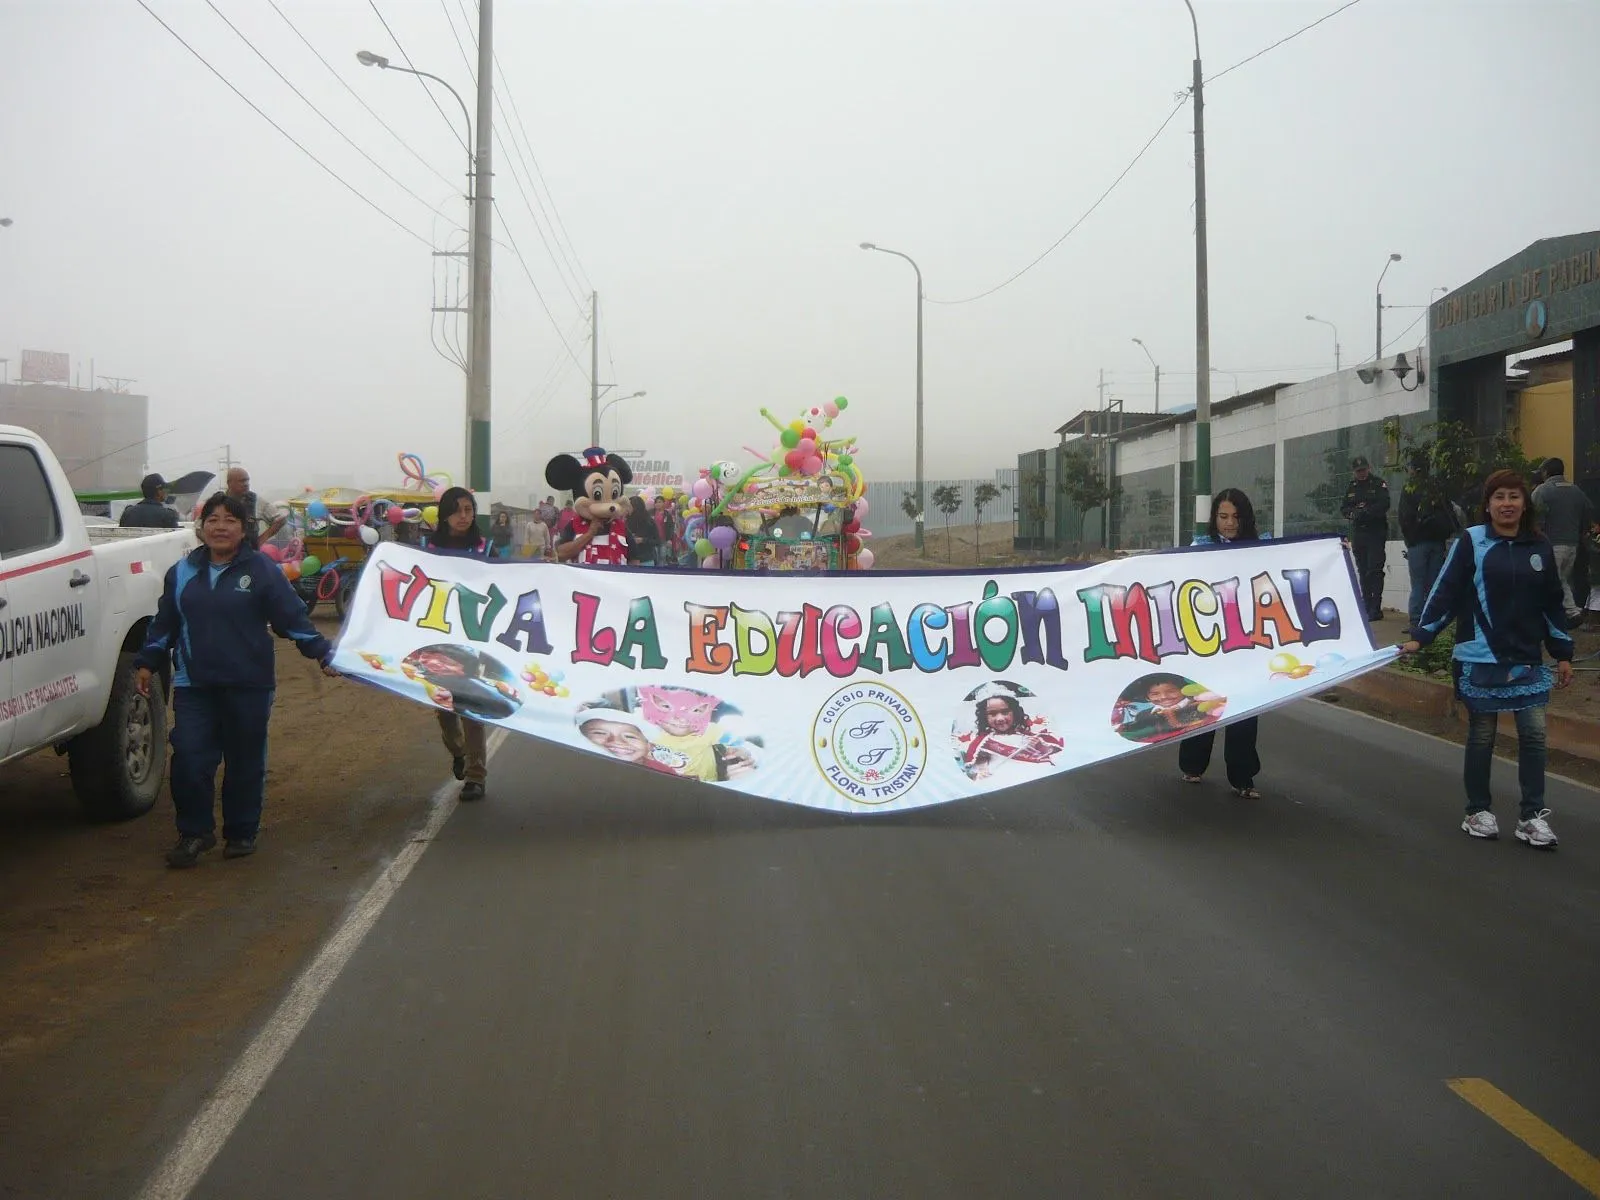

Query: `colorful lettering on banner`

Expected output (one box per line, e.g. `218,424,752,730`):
332,539,1395,814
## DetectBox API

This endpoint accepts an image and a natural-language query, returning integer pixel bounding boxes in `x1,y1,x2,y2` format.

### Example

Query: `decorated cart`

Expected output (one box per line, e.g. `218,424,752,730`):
684,397,875,572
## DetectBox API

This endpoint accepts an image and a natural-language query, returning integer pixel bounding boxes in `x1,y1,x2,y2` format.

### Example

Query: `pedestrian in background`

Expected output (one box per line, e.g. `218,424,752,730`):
119,473,180,529
1531,457,1596,627
488,510,515,559
1402,469,1574,849
423,486,492,801
521,512,552,560
135,493,337,868
625,495,661,565
1341,456,1391,622
1179,488,1266,798
1397,451,1456,631
224,466,286,550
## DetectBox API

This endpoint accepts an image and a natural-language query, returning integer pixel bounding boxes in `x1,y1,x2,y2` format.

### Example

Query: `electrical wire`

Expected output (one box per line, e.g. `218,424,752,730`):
925,99,1186,306
265,0,458,195
925,0,1369,307
203,0,456,224
440,0,589,314
367,0,468,153
135,0,432,249
1205,0,1366,84
1382,310,1428,355
494,204,589,373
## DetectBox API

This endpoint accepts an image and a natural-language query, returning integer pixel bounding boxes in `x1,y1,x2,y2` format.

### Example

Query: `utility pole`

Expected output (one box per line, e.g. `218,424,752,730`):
220,444,233,477
589,291,600,446
466,0,493,493
1184,0,1211,542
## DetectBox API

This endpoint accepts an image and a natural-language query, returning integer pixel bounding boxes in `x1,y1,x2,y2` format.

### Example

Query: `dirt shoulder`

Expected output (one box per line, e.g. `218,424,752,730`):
0,616,450,1200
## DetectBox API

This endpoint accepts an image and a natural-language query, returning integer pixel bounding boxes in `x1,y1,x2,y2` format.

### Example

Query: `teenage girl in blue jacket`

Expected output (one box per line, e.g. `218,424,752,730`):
1401,470,1574,848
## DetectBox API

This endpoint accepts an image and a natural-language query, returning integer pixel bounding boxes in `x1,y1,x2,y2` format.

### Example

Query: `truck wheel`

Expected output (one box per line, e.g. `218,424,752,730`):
334,575,357,621
69,652,168,822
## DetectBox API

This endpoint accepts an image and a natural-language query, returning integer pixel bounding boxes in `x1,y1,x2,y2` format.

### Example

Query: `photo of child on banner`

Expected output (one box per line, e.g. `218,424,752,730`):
951,681,1065,783
1112,674,1228,745
577,685,762,781
400,644,523,721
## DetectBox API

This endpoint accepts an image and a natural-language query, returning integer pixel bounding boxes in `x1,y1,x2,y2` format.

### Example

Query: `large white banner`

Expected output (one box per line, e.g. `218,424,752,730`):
331,539,1394,813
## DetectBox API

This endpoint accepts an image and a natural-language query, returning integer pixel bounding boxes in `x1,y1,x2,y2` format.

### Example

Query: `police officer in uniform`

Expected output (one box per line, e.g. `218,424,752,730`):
1341,455,1391,621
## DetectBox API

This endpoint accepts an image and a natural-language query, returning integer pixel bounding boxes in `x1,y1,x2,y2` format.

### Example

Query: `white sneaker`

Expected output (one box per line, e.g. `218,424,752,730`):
1461,811,1499,839
1515,809,1559,850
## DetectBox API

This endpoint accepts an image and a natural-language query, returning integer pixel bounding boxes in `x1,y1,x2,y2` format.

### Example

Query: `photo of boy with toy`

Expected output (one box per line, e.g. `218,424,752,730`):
577,685,761,781
1111,673,1228,745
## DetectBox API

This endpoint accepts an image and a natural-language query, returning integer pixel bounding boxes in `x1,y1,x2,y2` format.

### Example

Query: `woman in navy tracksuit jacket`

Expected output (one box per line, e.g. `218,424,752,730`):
136,492,336,867
1402,469,1574,848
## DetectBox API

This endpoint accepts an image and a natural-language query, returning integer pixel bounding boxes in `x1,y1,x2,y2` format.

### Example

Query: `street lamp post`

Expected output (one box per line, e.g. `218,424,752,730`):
1182,0,1211,541
1304,315,1341,372
1375,251,1402,361
1132,337,1160,411
859,241,925,554
597,390,646,443
358,27,494,494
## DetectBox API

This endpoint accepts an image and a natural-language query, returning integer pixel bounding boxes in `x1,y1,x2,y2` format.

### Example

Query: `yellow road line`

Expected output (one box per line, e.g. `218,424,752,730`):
1447,1077,1600,1196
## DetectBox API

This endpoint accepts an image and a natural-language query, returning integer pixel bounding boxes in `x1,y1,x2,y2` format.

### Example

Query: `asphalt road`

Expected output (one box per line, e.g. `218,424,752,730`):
174,700,1600,1199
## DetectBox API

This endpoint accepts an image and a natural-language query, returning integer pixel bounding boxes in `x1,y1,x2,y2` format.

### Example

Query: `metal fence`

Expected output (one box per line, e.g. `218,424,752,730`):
861,469,1019,538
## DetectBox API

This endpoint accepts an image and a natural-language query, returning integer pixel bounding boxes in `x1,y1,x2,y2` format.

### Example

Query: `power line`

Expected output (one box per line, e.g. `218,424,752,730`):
1205,0,1367,84
366,0,467,153
202,0,456,224
438,0,589,313
492,51,592,294
494,204,589,374
265,0,458,195
1383,310,1428,355
925,0,1367,308
926,99,1187,306
135,0,431,248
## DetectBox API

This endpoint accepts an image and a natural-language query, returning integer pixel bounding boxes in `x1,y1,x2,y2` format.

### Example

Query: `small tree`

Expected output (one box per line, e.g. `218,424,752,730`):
1057,445,1116,553
1382,417,1542,518
900,489,919,523
972,481,1000,561
932,483,963,558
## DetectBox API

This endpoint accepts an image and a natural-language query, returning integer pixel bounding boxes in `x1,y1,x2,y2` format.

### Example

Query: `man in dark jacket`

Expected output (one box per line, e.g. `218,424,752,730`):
119,473,181,529
1531,457,1596,624
135,492,335,867
1397,452,1456,630
1341,455,1391,622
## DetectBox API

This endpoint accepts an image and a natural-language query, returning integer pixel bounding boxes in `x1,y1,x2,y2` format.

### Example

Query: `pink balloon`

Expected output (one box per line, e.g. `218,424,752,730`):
699,554,722,569
854,497,869,518
801,455,824,476
691,478,713,502
823,401,841,419
387,506,405,525
856,548,875,570
784,449,805,470
796,437,816,456
260,543,283,561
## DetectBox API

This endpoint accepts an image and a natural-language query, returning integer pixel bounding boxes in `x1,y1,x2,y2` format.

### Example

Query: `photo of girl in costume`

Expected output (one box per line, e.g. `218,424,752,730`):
950,681,1065,783
1112,673,1227,745
580,685,761,782
574,707,692,777
400,644,522,721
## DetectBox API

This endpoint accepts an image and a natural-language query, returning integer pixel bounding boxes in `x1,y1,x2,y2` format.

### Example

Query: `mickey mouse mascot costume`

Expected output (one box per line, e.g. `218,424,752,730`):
546,446,635,565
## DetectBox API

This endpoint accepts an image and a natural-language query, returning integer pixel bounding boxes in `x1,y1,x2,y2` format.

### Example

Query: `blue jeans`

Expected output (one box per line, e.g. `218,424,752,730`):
1406,540,1447,627
171,687,276,840
1463,706,1546,820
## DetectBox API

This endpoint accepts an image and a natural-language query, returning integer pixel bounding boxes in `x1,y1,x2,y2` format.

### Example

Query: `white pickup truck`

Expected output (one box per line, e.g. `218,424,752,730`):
0,425,193,819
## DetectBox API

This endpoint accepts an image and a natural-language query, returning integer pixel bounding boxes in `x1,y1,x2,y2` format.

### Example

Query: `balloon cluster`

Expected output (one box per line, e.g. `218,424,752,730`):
1269,651,1345,681
1179,682,1226,714
398,452,452,498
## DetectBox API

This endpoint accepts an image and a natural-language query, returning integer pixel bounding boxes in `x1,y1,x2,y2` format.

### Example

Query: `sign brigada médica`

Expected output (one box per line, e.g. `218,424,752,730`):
331,538,1394,813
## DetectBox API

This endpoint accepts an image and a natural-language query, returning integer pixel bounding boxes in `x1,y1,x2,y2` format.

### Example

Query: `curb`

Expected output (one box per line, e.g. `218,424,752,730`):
1334,667,1600,765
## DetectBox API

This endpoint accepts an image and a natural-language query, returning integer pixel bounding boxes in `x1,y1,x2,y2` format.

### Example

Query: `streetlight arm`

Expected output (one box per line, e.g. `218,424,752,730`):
1182,0,1201,59
361,58,472,162
861,243,923,293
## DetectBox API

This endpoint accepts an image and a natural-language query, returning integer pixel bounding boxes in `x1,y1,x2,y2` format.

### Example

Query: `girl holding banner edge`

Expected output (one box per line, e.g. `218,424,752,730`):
1179,489,1268,797
422,486,494,801
1399,470,1574,848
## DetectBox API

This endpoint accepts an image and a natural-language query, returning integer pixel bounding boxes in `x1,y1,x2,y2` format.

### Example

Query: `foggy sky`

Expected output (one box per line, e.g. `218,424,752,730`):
3,0,1597,499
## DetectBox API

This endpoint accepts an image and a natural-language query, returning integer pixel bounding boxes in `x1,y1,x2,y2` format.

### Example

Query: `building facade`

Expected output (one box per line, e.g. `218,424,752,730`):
0,383,150,492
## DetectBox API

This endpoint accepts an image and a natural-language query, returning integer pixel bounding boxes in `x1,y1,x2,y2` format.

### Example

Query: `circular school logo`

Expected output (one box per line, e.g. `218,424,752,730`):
812,682,928,804
237,574,252,590
1525,300,1547,340
1530,553,1544,572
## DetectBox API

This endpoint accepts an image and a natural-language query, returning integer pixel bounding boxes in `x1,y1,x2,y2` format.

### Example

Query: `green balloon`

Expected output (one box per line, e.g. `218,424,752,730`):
835,396,849,409
837,454,853,467
780,428,800,449
300,555,322,575
694,538,713,559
